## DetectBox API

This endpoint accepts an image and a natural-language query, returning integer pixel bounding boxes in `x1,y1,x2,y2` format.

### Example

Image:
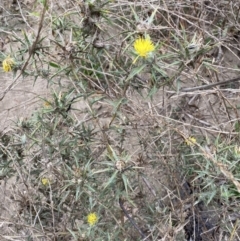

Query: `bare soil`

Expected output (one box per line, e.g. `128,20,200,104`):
1,0,240,240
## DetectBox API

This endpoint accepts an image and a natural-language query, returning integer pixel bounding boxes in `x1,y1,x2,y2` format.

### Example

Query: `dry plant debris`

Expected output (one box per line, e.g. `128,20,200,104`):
1,0,240,240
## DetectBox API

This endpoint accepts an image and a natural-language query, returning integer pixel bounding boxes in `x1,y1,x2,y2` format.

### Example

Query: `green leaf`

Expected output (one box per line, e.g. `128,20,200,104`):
103,170,118,190
147,85,158,99
67,228,77,239
235,121,240,132
122,174,130,194
147,8,158,25
22,30,31,47
29,12,40,17
152,64,168,77
125,64,147,82
38,0,48,8
130,5,140,22
93,168,112,174
49,62,60,68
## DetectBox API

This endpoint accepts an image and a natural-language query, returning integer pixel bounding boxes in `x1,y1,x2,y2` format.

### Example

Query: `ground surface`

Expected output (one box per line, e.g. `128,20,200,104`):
1,0,240,241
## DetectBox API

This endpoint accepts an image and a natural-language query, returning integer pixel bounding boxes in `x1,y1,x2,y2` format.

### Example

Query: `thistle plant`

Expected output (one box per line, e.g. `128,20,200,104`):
1,0,240,240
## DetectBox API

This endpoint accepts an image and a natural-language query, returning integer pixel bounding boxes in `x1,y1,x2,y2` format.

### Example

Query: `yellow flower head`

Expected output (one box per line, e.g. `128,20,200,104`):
43,101,51,108
41,178,50,186
2,56,15,72
87,212,98,226
133,37,155,57
185,137,197,146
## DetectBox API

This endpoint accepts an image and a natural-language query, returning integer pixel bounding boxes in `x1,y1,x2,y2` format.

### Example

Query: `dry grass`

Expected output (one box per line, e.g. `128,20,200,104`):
1,0,240,240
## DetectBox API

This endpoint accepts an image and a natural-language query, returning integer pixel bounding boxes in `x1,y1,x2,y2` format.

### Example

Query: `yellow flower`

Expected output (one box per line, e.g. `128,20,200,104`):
185,137,197,146
2,56,15,72
41,178,50,186
87,212,98,226
43,101,51,108
133,37,155,57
